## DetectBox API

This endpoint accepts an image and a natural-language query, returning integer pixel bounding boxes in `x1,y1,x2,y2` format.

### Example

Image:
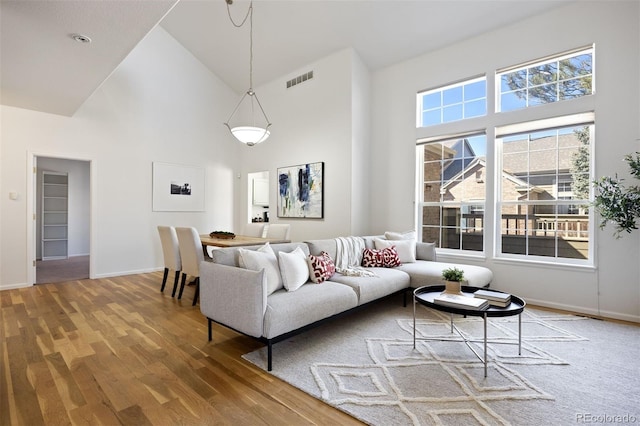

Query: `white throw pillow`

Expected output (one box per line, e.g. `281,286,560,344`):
384,230,417,241
374,237,416,263
278,246,310,292
239,243,283,295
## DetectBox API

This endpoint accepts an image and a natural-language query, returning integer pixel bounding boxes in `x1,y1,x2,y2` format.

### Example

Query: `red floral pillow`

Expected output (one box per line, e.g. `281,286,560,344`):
362,246,401,268
307,251,336,283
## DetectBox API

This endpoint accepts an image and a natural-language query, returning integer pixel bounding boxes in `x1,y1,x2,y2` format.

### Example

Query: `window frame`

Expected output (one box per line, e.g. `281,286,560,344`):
496,46,594,113
416,132,488,256
415,46,596,267
417,76,487,127
495,117,595,266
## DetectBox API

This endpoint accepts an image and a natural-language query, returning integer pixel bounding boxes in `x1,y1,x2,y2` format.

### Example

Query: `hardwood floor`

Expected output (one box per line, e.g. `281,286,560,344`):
0,272,363,426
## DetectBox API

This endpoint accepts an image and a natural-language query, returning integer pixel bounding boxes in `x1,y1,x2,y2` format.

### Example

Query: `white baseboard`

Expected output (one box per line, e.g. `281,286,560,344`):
526,297,640,323
0,282,32,291
93,267,163,279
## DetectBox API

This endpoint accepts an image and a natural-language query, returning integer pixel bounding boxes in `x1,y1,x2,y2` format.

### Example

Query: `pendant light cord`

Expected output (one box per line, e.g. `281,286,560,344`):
226,1,254,91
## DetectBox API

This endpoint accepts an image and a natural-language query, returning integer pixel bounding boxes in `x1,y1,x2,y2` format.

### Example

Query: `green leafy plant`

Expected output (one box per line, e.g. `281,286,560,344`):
442,267,464,282
593,152,640,238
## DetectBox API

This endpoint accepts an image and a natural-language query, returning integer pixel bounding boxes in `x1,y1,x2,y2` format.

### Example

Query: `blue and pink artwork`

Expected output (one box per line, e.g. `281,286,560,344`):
277,162,324,218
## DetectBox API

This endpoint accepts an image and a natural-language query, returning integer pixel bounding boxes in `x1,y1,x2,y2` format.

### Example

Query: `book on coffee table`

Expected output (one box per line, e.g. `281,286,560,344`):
433,293,490,310
473,289,511,307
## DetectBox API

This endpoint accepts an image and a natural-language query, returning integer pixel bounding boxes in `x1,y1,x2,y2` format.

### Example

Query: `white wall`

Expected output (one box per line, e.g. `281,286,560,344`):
370,2,640,322
351,52,372,236
1,3,637,322
36,157,90,258
238,49,369,241
0,26,240,288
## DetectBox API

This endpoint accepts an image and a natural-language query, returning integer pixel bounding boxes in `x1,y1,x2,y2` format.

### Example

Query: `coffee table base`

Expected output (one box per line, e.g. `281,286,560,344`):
413,303,522,377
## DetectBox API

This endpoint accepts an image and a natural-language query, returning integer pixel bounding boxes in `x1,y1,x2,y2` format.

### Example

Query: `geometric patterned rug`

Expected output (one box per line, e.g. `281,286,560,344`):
243,300,638,425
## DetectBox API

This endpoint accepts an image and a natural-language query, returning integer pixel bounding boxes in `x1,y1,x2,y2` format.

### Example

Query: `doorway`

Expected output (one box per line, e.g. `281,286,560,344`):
34,156,91,284
248,171,270,224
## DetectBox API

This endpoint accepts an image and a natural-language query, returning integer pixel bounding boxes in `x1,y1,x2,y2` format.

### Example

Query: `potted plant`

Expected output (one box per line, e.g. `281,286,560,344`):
442,267,465,295
593,152,640,238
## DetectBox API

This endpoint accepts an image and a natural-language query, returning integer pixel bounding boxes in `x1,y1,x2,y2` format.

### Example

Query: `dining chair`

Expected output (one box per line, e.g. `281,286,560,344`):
175,226,207,306
242,222,265,237
264,223,291,240
157,226,182,296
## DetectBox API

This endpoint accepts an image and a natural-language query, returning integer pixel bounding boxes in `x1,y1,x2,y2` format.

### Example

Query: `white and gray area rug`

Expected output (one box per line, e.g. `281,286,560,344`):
243,299,640,425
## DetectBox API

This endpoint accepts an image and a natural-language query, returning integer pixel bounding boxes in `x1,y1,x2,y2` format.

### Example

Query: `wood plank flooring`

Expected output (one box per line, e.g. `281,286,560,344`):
0,272,364,426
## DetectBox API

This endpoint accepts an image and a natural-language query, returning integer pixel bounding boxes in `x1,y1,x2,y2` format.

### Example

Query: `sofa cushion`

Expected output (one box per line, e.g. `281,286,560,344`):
263,282,358,338
384,230,417,241
211,242,310,268
239,244,283,295
362,247,401,268
416,242,437,261
210,247,243,267
305,239,337,260
307,251,336,283
328,268,410,305
374,237,416,263
278,246,310,292
396,260,493,288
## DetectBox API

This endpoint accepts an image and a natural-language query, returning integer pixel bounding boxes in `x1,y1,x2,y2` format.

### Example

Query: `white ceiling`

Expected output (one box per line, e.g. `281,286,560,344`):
0,0,574,117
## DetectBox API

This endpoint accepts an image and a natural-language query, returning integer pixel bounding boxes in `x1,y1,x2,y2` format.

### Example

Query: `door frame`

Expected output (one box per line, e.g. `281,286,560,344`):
27,151,97,285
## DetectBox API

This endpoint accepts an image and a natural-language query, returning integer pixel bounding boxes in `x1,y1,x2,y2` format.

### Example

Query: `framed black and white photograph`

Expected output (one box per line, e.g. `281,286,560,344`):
152,162,205,211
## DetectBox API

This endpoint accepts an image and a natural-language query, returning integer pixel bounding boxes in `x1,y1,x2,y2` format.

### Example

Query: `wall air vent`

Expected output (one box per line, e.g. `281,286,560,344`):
286,71,313,89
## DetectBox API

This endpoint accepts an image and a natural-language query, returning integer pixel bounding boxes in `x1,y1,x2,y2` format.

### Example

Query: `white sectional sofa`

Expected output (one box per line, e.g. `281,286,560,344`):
199,235,493,370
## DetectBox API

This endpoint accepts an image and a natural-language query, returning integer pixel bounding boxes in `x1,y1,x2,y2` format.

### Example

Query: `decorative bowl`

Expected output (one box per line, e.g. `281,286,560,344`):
209,231,236,239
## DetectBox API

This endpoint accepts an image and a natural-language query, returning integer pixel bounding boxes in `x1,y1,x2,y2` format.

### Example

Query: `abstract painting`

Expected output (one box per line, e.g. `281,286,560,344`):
277,162,324,218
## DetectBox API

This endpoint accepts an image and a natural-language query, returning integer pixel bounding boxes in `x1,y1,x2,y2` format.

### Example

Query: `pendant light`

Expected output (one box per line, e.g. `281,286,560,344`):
224,0,272,146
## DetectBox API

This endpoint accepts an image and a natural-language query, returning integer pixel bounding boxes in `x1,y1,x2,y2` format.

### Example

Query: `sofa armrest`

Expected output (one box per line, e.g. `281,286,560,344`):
199,261,267,338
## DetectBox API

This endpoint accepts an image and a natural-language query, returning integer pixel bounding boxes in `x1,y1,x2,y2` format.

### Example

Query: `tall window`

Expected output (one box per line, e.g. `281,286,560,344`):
417,134,486,252
498,47,593,112
417,77,486,127
416,46,595,265
497,122,592,261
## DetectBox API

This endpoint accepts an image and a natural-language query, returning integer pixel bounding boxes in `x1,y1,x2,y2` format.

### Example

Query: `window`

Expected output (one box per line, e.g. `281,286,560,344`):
417,134,486,252
417,77,486,127
416,46,595,265
498,47,593,112
498,122,592,261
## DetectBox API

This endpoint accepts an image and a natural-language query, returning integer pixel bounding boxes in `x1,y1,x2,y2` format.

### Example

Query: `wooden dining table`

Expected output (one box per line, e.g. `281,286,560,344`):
200,234,291,258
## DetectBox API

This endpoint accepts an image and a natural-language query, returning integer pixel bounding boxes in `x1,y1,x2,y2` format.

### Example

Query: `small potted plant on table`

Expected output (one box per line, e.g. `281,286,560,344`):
442,267,465,295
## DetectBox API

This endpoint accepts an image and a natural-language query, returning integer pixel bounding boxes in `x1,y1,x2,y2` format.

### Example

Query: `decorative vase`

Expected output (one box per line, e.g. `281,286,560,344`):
443,280,463,295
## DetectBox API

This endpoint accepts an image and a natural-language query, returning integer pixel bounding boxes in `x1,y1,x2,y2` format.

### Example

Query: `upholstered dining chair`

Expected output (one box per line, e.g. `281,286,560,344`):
242,222,266,237
157,226,182,296
264,223,291,240
175,226,208,306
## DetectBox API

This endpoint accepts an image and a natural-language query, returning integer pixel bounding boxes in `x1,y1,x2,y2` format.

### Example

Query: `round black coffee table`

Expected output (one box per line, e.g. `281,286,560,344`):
413,285,526,377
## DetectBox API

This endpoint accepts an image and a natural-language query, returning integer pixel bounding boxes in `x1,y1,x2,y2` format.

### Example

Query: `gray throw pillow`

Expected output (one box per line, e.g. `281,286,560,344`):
416,242,436,261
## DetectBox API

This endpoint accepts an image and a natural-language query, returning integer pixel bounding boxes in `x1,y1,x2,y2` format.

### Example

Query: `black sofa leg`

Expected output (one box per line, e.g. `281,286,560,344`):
208,318,213,342
267,341,273,371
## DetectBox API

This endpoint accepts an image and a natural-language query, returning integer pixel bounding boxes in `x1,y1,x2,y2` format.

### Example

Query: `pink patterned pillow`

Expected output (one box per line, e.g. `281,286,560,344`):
362,246,401,268
307,251,336,283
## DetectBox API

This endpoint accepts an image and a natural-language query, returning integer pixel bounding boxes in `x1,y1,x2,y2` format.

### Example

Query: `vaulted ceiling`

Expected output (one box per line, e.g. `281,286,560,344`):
0,0,575,117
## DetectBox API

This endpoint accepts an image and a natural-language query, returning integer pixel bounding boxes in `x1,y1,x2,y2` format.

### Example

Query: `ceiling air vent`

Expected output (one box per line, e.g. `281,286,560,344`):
286,71,313,89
